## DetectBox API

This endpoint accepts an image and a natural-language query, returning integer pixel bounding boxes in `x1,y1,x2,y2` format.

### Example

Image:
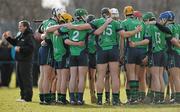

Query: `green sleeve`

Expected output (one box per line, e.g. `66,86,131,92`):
60,27,69,33
45,19,57,39
144,26,152,41
46,21,57,30
89,19,99,29
58,27,69,34
121,20,127,30
59,27,69,40
114,21,123,32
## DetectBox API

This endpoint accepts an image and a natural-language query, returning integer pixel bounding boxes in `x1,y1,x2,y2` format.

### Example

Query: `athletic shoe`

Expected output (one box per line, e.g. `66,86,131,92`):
112,100,120,106
40,101,51,105
130,100,139,105
70,100,76,105
96,101,102,105
39,101,45,105
156,100,166,104
56,100,64,105
77,100,84,105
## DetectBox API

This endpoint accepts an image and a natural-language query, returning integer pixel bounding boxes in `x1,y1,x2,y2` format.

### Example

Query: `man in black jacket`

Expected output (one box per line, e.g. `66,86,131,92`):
3,20,34,102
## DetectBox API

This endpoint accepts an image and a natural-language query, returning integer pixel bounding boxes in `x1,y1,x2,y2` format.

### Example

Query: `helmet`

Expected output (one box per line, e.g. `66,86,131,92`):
143,12,156,21
123,6,134,16
159,11,175,21
133,11,142,18
74,8,88,18
58,13,73,23
52,8,66,17
86,14,95,23
110,8,119,18
101,7,111,18
169,11,175,20
159,11,170,20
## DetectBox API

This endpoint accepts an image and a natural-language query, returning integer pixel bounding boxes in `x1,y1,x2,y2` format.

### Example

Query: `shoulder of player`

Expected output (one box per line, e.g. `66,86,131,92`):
48,18,58,25
140,21,146,29
145,24,154,32
121,18,131,25
96,17,104,21
59,26,69,34
72,20,86,25
166,23,174,32
43,18,54,23
42,18,57,28
91,17,105,23
108,20,120,26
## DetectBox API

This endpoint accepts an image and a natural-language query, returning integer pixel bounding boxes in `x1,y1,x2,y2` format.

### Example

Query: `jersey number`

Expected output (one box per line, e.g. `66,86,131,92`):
72,31,79,41
103,25,112,36
155,32,161,44
135,26,141,39
135,32,141,39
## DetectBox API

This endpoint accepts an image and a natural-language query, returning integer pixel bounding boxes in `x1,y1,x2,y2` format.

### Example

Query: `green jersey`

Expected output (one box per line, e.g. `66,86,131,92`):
41,18,57,39
121,17,146,48
166,23,180,54
44,18,66,61
90,18,122,50
88,32,96,54
145,24,167,53
50,32,66,61
68,20,89,56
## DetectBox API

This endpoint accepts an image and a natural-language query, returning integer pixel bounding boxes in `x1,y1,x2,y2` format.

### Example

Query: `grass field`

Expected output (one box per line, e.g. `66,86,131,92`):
0,74,180,112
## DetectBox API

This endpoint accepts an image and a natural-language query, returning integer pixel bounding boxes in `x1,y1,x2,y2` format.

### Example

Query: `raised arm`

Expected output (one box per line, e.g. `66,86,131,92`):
46,24,66,33
3,31,17,46
148,21,172,34
93,18,113,35
66,23,92,30
155,22,172,34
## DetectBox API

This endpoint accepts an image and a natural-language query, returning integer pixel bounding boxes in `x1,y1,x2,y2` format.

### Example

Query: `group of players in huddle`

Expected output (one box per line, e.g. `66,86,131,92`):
36,5,180,106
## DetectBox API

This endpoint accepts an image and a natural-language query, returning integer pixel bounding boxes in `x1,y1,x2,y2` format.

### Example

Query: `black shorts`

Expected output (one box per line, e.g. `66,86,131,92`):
62,54,70,69
96,46,119,64
38,46,53,65
54,54,70,69
70,51,88,67
148,51,167,67
88,53,96,69
126,47,146,65
167,53,180,68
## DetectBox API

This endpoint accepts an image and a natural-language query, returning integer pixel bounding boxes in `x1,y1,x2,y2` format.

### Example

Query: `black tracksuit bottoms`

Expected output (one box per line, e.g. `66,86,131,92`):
16,61,33,101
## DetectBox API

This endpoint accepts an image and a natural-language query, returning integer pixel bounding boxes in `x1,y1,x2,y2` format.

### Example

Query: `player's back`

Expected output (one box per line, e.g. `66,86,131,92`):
90,17,121,49
146,24,166,53
166,23,180,54
68,20,89,56
122,17,143,42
